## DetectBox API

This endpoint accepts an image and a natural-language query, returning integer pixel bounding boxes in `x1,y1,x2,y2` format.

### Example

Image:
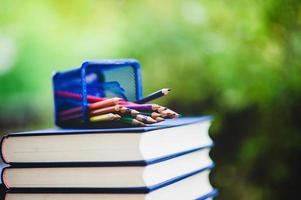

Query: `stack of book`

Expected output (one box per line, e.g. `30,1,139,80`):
1,117,217,200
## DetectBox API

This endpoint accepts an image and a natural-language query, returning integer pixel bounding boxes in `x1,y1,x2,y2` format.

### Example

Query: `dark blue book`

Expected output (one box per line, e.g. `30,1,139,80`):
4,165,216,199
0,164,6,199
2,148,213,189
1,117,213,166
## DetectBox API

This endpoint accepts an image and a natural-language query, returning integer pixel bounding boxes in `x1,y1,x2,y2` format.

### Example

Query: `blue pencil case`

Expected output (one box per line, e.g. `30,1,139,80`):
52,59,143,128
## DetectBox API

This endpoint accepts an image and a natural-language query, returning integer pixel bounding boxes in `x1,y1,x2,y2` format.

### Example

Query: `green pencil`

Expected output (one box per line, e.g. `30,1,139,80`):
119,117,146,126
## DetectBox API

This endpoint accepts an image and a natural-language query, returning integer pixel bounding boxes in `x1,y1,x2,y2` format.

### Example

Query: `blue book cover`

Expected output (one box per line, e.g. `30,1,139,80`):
3,116,212,136
197,189,218,200
1,116,213,167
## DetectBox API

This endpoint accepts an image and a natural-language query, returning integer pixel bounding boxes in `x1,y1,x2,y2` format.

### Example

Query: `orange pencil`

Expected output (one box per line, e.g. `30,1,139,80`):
89,97,122,110
59,97,122,117
90,105,123,116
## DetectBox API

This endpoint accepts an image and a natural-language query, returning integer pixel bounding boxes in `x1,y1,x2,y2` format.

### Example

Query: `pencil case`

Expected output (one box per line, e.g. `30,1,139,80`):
52,59,143,128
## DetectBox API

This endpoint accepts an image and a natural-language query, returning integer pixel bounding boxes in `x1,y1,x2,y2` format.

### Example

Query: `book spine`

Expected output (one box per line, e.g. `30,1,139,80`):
1,166,9,190
0,136,9,164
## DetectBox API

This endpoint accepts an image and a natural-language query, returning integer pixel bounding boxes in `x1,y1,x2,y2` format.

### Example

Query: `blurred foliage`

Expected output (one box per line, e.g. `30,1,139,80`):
0,0,301,199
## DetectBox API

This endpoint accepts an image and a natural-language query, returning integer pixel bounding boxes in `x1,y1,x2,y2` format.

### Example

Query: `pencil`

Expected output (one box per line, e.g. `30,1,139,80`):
119,107,140,116
125,104,161,111
60,107,83,117
138,112,162,118
119,117,146,126
90,105,139,116
159,109,180,118
56,91,106,103
89,97,122,110
135,88,170,104
60,113,83,122
89,113,121,122
155,117,165,122
90,105,123,116
59,97,122,117
56,91,136,105
134,114,157,123
134,113,165,122
157,106,167,112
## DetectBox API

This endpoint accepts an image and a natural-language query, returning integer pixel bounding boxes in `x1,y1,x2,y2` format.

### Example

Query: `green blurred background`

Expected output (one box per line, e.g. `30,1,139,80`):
0,0,300,199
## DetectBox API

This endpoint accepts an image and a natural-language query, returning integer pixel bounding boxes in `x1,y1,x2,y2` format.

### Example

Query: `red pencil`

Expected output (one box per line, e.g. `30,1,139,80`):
56,91,106,103
56,91,137,105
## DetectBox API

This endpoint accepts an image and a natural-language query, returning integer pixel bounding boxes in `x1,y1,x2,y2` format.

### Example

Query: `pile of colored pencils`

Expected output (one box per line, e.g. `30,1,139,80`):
57,91,179,126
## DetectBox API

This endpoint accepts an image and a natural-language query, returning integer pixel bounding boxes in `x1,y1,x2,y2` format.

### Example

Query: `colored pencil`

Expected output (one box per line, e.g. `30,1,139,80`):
88,97,122,110
59,97,122,117
134,114,157,123
90,105,139,116
157,106,167,112
135,88,170,104
118,107,140,116
60,113,83,122
138,111,162,118
124,104,161,111
56,91,180,126
155,117,165,122
119,117,146,126
56,91,137,105
159,109,180,118
60,107,83,117
89,113,121,122
90,105,123,116
56,91,105,103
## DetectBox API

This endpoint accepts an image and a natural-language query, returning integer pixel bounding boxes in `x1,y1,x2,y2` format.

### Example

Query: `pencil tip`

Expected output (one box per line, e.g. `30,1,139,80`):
132,110,140,115
148,117,157,123
156,117,165,122
162,88,171,95
114,114,121,120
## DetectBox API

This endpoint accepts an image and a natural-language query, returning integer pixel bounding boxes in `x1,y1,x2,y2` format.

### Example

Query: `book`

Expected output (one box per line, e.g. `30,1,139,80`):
4,168,217,200
2,148,212,189
1,117,212,165
0,164,5,199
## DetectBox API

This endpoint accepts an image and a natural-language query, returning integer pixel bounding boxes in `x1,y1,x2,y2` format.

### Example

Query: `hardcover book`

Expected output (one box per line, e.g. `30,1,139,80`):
2,149,212,189
1,117,213,165
4,168,217,200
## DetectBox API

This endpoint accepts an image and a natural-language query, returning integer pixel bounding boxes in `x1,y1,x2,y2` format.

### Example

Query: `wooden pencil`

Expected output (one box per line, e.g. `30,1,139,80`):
89,113,121,122
90,105,123,116
119,107,140,116
59,97,122,117
60,113,83,122
89,97,122,110
90,105,139,116
135,88,170,104
56,91,106,103
159,109,180,118
125,104,161,111
119,117,146,126
134,114,157,123
155,117,165,122
56,91,136,105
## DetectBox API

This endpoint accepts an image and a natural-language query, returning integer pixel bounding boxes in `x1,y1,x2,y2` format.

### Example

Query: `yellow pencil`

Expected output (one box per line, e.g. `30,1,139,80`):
89,113,121,122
